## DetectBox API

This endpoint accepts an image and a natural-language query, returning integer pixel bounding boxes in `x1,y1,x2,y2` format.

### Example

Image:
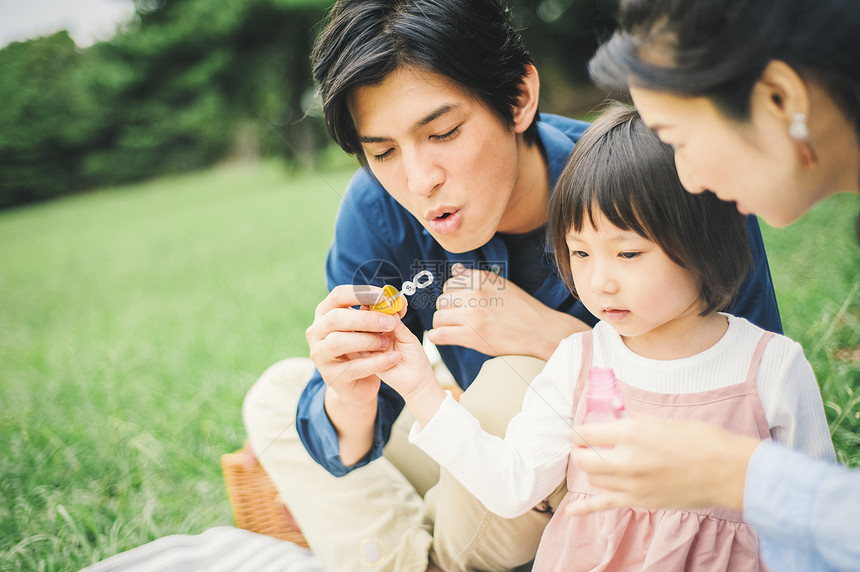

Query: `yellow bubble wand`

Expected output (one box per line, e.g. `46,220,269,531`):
367,270,434,315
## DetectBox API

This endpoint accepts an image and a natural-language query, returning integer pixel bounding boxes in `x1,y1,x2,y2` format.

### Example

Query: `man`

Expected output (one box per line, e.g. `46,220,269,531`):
243,1,782,570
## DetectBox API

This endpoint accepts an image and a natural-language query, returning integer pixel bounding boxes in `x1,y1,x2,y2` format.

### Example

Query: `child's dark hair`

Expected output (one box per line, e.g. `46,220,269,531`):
311,0,538,166
550,102,752,316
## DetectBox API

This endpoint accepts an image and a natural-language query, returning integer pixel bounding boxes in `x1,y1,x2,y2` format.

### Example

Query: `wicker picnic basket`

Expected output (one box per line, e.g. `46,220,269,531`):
221,447,310,548
220,349,461,551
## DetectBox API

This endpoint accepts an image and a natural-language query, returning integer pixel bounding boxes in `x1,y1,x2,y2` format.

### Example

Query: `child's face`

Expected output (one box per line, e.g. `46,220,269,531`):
565,212,705,342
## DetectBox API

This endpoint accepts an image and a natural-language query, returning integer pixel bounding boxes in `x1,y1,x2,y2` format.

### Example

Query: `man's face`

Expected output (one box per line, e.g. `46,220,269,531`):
348,66,530,253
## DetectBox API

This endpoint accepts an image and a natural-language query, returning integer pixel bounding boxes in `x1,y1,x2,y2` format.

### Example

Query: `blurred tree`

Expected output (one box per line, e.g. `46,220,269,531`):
0,0,330,207
85,0,329,183
0,32,100,207
510,0,619,116
0,0,615,209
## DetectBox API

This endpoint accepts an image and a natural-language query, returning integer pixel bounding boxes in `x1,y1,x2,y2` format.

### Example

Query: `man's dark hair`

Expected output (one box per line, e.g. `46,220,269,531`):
311,0,538,165
550,102,752,315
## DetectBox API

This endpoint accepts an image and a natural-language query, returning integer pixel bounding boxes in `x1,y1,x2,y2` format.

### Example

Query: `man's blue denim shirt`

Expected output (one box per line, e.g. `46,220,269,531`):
295,114,783,476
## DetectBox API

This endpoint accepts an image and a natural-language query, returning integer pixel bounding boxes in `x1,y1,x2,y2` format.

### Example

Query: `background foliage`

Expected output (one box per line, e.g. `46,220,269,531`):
0,0,615,210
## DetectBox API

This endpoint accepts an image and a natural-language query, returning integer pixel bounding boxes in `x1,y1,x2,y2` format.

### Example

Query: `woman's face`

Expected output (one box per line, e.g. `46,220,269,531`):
630,86,820,227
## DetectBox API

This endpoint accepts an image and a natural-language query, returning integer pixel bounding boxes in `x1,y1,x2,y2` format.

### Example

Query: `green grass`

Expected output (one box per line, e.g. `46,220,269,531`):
759,193,860,466
0,163,858,570
0,161,349,570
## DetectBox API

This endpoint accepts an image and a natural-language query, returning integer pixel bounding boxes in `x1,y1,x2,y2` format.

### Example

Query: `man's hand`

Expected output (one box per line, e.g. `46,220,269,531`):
426,264,588,360
305,284,405,465
306,284,403,402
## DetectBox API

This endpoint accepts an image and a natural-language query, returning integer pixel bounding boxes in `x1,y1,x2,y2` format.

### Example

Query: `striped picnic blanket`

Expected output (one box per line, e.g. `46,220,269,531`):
80,526,324,572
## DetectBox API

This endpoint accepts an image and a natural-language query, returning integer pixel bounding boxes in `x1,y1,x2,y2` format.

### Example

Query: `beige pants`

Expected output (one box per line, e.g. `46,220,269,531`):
243,355,565,572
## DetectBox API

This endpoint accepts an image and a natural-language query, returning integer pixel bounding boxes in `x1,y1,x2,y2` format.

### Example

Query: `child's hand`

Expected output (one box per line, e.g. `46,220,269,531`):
377,318,436,398
377,318,447,426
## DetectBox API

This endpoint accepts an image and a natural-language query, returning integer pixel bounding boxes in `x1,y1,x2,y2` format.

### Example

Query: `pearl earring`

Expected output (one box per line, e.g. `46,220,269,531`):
788,112,818,168
789,112,810,141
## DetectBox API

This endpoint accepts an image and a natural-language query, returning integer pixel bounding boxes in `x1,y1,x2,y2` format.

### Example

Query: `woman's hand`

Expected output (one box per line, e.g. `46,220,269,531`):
427,264,588,360
567,414,761,515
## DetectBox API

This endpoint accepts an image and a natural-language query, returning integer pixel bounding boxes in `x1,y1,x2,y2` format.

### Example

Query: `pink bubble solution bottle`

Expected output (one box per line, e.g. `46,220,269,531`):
584,367,628,423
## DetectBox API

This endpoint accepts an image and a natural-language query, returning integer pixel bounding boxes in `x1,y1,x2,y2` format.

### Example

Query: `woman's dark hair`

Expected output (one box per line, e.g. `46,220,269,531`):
588,0,860,139
311,0,538,165
549,102,752,315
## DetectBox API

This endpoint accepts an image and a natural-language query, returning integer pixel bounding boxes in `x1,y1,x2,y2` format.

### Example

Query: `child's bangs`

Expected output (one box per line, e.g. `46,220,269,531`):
568,153,654,242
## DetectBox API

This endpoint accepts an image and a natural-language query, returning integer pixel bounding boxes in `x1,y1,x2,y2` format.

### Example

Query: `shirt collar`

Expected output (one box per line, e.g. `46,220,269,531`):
535,118,575,254
537,119,576,195
483,117,577,267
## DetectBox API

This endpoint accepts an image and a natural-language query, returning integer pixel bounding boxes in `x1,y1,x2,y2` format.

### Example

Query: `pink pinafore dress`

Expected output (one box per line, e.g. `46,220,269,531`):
534,330,773,571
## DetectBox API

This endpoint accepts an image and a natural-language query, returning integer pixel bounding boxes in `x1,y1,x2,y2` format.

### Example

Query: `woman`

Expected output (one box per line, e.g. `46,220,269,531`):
568,1,860,570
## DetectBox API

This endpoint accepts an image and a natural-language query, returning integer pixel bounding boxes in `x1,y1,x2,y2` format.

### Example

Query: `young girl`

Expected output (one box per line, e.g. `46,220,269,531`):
375,103,835,570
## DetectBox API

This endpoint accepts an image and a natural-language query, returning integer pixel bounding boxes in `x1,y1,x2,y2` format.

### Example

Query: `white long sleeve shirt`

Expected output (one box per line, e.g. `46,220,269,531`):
410,316,836,519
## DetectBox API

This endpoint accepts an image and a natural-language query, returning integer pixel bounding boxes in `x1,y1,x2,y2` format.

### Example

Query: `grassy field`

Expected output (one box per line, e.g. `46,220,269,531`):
0,161,349,570
0,161,858,571
759,194,860,464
